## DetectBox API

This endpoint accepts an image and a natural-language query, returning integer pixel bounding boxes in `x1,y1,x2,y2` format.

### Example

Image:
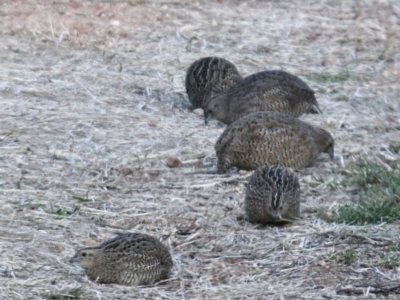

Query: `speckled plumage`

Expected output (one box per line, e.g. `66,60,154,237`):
185,57,242,109
69,233,173,286
204,70,322,125
215,111,334,173
245,165,301,224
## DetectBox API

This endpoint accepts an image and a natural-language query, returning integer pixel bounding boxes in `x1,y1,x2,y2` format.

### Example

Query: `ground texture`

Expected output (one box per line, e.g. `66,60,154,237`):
1,0,400,299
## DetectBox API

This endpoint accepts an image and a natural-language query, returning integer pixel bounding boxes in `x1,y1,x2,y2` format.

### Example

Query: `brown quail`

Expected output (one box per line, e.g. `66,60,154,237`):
204,70,322,125
69,233,173,285
245,165,301,224
215,111,334,173
185,57,242,109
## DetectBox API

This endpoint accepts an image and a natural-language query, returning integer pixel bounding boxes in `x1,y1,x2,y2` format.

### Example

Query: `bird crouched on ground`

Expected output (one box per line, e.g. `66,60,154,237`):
215,111,334,173
69,232,173,286
245,164,301,224
185,56,242,109
204,70,322,125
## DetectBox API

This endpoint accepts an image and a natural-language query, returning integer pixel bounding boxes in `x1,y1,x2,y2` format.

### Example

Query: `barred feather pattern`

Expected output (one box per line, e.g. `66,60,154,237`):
245,165,301,224
185,57,242,109
215,111,334,173
69,233,173,286
204,70,322,125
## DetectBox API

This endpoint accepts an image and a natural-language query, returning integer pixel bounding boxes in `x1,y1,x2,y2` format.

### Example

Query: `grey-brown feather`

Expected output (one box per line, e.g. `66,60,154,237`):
70,233,173,286
204,70,322,125
185,57,242,109
245,165,301,224
215,111,334,173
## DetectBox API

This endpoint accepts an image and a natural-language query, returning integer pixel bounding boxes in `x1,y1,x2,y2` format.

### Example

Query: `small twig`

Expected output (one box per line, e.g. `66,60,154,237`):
374,156,392,172
318,231,394,247
373,267,393,281
0,132,13,142
347,234,393,246
48,14,55,40
74,78,105,105
337,284,400,295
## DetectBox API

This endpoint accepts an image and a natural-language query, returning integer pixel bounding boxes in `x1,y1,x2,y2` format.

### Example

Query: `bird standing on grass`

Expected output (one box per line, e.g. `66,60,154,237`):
69,233,173,286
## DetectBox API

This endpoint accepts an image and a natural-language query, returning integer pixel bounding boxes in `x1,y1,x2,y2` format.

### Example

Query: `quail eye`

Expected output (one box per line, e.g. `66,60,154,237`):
82,252,87,257
208,109,212,114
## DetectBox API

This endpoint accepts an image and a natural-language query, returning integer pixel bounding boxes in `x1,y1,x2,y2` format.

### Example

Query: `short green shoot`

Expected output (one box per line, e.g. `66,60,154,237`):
320,161,400,225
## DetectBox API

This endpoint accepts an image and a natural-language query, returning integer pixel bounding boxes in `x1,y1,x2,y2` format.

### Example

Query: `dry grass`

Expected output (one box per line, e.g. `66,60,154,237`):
1,0,400,299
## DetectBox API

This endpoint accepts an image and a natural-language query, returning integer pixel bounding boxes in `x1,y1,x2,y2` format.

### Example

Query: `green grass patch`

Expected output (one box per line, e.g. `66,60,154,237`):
186,36,198,52
45,287,83,299
379,246,400,269
380,255,399,269
304,71,350,83
69,190,91,202
312,173,343,190
12,48,25,54
320,160,400,225
330,88,345,94
352,161,400,197
53,206,79,220
327,249,357,264
390,143,400,154
323,199,400,225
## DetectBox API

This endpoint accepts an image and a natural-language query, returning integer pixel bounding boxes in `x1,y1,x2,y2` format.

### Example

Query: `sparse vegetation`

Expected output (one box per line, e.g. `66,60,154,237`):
16,202,46,211
12,48,24,54
303,72,350,83
186,36,198,52
379,256,399,269
53,207,80,220
327,249,357,264
321,161,400,225
390,143,400,154
379,246,400,269
44,287,83,300
69,191,91,202
323,198,400,225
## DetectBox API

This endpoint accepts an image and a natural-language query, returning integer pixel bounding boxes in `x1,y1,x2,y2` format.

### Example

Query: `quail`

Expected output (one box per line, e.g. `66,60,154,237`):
204,70,322,125
69,233,173,286
245,165,301,224
215,111,334,173
185,57,242,109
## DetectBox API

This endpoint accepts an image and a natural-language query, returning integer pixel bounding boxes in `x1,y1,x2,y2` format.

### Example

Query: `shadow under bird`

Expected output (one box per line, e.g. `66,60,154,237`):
204,70,322,125
185,56,242,109
215,111,334,173
69,232,173,286
245,165,301,224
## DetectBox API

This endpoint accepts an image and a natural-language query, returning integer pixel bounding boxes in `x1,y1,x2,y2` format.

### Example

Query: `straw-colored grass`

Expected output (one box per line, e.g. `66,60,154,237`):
1,0,400,298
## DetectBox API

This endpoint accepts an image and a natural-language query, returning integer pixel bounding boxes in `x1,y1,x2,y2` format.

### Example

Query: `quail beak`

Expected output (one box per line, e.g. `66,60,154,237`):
69,255,79,263
311,104,323,114
271,212,281,222
279,217,294,223
328,147,334,159
204,115,211,125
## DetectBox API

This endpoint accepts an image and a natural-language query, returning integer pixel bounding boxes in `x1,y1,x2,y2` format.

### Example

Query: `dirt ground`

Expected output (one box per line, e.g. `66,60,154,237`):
1,0,400,299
